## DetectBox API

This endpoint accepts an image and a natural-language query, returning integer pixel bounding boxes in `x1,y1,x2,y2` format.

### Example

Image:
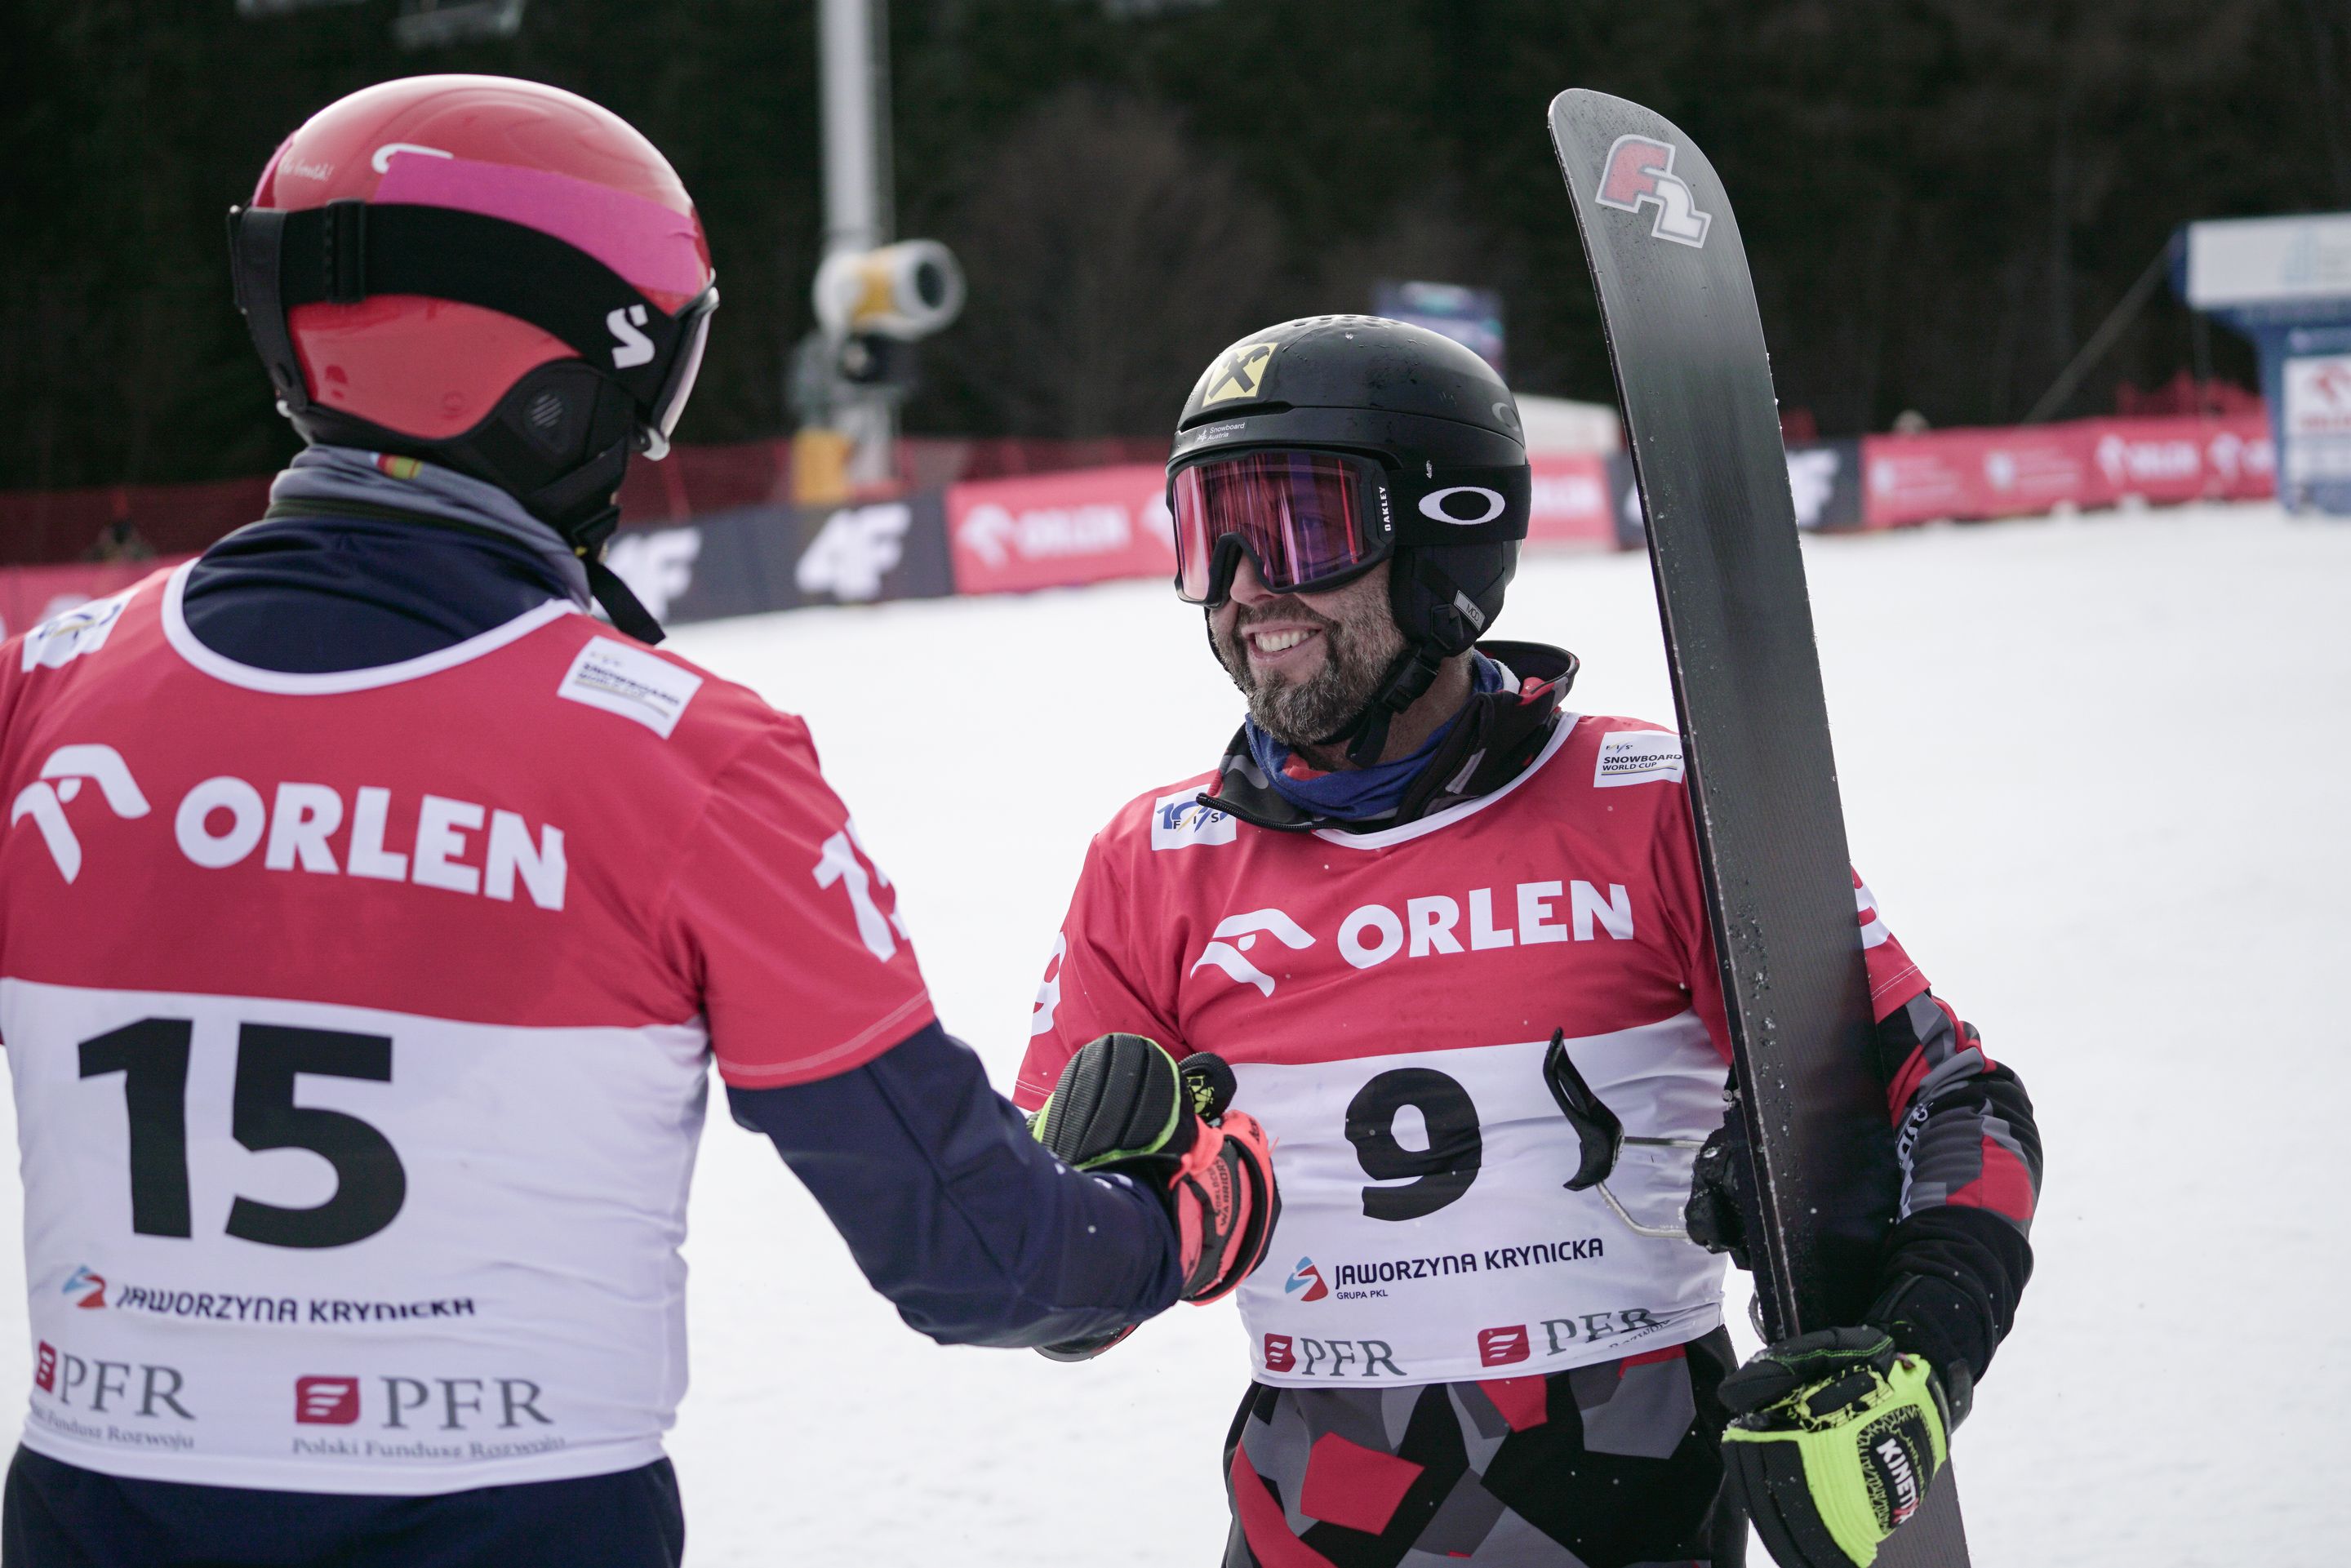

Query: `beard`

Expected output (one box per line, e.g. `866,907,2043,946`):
1215,586,1406,753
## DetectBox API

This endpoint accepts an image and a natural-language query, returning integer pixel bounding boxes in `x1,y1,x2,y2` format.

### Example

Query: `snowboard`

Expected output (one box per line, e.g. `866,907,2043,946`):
1546,88,1971,1565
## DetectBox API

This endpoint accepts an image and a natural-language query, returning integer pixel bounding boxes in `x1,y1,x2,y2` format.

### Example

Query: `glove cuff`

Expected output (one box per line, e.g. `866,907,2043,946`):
1867,1273,1979,1427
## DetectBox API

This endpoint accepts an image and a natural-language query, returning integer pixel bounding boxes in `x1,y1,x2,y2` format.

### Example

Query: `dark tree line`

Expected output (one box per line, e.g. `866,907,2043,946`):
4,0,2335,491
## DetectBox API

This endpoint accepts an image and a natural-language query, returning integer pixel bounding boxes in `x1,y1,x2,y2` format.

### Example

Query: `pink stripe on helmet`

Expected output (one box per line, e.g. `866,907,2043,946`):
373,152,707,300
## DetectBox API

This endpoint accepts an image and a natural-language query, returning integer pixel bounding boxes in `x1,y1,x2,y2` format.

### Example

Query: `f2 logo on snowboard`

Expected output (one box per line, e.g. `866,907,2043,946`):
1593,135,1711,248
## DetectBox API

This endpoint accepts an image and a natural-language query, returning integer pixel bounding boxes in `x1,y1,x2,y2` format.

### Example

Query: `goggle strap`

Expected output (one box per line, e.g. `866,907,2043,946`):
228,199,708,413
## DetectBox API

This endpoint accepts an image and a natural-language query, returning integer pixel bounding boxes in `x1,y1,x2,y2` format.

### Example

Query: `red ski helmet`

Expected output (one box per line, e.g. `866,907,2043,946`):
229,76,716,589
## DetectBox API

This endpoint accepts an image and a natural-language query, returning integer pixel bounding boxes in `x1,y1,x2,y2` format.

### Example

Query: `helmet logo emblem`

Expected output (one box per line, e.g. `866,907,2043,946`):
607,304,656,369
1593,134,1712,249
1202,341,1280,405
369,142,454,174
1418,486,1507,526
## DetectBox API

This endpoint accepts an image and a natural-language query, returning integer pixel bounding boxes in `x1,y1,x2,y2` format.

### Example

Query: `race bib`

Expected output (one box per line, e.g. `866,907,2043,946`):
1231,1014,1729,1387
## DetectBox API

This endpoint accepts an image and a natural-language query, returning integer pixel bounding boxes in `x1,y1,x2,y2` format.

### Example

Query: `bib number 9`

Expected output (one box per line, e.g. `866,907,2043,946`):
78,1018,408,1250
1344,1068,1482,1221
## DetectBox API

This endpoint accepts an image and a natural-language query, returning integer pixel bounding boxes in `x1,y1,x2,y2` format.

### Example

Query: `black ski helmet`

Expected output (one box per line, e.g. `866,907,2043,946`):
1169,315,1530,764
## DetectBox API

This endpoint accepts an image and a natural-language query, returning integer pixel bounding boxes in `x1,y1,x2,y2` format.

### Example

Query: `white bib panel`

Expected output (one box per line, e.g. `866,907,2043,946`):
4,979,709,1494
1233,1013,1728,1387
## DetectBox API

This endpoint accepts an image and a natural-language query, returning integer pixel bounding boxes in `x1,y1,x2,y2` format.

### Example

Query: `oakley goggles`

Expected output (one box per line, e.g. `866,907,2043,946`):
1171,448,1397,605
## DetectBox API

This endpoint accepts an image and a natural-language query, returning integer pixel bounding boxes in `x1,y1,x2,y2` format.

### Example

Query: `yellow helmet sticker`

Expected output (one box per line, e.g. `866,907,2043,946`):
1202,340,1280,406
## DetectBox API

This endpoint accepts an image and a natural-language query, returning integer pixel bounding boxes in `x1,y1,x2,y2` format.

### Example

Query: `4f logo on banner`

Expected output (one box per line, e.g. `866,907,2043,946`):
1594,135,1711,248
10,744,150,884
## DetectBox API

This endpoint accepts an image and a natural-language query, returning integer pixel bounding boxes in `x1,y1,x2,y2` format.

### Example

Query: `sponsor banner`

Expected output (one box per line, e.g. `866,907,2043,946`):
1860,414,2273,528
1862,427,2095,526
2281,357,2351,488
1526,453,1618,548
0,561,180,646
1608,439,1862,547
944,464,1174,596
602,491,954,628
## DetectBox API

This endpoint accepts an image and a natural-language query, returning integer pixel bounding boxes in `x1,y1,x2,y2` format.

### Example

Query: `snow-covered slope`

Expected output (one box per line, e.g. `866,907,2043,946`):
5,502,2345,1563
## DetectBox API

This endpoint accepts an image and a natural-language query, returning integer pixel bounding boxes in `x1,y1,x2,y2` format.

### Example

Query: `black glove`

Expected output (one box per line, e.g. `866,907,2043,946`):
1685,1085,1757,1270
1029,1034,1277,1360
1719,1326,1954,1568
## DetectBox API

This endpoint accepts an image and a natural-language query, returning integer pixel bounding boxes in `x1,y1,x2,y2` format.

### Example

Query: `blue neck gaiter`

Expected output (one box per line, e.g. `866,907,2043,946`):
1245,654,1505,823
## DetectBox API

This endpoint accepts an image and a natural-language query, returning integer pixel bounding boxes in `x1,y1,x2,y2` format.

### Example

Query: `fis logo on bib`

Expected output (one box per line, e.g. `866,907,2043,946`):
1283,1258,1329,1303
1151,791,1237,851
61,1266,106,1311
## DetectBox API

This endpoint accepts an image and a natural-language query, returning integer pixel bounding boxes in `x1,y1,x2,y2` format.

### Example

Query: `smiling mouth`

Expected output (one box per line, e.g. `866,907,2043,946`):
1248,627,1317,656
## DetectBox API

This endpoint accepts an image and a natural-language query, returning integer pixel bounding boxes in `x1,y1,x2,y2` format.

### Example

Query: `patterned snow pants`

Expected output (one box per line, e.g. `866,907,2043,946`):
1223,1328,1744,1567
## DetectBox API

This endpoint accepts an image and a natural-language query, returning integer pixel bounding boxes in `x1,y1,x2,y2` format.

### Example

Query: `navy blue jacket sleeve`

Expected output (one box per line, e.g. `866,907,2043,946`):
727,1020,1184,1348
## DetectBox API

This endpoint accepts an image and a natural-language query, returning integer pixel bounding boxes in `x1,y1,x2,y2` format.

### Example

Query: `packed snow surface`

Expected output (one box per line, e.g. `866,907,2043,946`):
4,501,2346,1563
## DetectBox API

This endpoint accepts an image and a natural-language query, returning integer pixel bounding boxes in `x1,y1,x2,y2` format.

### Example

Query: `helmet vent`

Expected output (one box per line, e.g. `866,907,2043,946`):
527,391,565,432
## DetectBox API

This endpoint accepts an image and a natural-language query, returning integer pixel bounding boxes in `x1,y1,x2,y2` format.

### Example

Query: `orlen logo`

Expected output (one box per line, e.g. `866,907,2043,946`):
10,744,151,883
959,500,1135,568
2095,433,2200,489
1593,134,1711,248
62,1267,106,1311
295,1375,361,1426
1284,1258,1330,1303
11,748,572,909
1189,908,1316,997
1337,879,1633,970
1478,1324,1531,1366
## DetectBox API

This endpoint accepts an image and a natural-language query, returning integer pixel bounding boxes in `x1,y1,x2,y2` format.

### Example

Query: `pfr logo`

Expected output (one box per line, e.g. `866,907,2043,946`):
1593,134,1712,249
62,1267,106,1311
295,1376,362,1426
1284,1258,1329,1303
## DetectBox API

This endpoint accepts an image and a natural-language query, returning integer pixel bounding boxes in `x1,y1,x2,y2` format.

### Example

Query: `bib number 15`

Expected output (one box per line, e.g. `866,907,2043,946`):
78,1018,407,1250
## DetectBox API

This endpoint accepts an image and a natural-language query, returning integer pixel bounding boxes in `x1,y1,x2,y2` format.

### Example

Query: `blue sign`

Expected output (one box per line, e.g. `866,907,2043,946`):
1373,281,1506,375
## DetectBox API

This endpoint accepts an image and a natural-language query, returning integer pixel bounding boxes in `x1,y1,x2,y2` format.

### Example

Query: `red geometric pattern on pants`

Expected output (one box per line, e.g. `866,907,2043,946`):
1223,1330,1740,1567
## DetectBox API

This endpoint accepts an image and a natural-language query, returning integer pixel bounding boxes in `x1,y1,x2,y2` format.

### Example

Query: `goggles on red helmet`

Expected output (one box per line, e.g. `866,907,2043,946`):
228,198,716,460
1170,449,1399,606
639,283,718,459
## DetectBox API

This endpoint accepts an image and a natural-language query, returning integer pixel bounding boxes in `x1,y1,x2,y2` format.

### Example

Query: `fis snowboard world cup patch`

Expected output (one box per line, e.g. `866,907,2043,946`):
1593,730,1685,788
557,637,704,738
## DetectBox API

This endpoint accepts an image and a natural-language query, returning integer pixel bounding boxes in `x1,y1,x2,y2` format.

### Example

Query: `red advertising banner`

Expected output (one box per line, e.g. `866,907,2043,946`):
0,560,183,643
1860,413,2273,528
944,464,1176,595
1526,453,1620,548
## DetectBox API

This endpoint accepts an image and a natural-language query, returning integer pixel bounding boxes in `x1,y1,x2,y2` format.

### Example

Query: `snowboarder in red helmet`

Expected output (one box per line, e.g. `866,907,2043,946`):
228,73,720,639
0,75,1249,1568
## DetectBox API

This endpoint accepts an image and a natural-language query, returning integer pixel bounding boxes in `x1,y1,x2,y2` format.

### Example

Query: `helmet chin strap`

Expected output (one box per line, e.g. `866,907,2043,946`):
1313,641,1448,769
1207,606,1451,771
518,432,667,646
